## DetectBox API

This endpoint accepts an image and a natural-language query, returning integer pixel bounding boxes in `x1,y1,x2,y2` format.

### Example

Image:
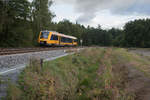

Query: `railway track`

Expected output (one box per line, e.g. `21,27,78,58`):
0,47,78,56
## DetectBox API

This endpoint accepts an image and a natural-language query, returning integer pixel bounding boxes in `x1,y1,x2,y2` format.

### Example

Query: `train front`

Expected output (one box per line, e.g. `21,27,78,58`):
38,31,50,45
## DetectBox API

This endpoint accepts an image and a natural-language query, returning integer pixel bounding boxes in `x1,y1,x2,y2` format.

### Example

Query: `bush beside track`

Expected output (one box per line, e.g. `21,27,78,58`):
6,47,150,100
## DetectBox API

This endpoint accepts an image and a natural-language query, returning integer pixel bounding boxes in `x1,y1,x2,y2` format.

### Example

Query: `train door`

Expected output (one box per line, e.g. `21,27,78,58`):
59,36,61,46
72,39,73,46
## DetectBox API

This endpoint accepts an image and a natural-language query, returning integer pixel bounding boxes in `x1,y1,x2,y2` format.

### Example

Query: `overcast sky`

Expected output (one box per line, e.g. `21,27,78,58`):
51,0,150,29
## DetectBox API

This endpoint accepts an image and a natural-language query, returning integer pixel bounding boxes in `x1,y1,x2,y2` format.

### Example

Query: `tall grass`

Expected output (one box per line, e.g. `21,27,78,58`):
7,47,149,100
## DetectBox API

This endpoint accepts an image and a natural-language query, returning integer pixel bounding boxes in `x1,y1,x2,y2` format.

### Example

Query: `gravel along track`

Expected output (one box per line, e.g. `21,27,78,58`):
0,50,67,70
0,49,74,99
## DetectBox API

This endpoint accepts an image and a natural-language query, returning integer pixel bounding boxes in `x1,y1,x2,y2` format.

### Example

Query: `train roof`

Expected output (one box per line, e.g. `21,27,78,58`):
41,31,77,39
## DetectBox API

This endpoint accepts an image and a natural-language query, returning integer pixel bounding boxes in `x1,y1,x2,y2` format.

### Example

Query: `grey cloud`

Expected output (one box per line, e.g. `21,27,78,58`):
77,13,96,23
55,0,150,23
54,0,76,4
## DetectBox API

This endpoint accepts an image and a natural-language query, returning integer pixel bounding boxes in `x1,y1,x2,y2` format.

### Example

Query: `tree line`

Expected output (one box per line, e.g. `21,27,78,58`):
0,0,150,48
0,0,54,47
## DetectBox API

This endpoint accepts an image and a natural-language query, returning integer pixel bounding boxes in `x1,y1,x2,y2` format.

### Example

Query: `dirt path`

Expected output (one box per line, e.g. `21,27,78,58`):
126,65,150,100
99,48,150,100
129,48,150,57
127,49,150,100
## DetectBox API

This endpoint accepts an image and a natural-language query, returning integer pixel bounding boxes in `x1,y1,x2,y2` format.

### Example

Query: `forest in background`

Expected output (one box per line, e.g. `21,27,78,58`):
0,0,150,48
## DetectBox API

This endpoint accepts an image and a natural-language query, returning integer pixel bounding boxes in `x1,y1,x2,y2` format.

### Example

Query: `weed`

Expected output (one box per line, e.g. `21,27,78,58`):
6,83,22,100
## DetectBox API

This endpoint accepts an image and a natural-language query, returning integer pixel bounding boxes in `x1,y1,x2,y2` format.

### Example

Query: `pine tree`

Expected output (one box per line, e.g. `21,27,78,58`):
0,0,32,47
32,0,55,43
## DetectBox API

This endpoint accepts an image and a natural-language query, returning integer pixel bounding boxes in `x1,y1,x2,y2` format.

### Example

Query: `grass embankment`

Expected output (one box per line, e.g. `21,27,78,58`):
6,48,150,100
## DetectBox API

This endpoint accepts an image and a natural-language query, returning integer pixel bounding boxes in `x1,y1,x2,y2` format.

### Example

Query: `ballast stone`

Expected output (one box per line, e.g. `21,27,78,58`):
0,50,66,69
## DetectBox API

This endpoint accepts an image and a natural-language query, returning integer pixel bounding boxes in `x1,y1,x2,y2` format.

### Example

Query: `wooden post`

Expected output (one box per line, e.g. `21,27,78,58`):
40,59,43,68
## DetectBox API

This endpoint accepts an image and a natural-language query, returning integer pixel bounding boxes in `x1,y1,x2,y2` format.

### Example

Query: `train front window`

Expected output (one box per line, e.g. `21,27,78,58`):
40,32,49,39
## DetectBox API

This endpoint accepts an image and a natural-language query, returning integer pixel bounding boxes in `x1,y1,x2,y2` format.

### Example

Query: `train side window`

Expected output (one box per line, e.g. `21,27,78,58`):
66,38,69,43
71,39,73,43
61,37,66,42
68,38,72,43
55,35,58,40
60,37,63,42
51,35,58,40
61,37,73,43
74,39,77,42
65,38,71,43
